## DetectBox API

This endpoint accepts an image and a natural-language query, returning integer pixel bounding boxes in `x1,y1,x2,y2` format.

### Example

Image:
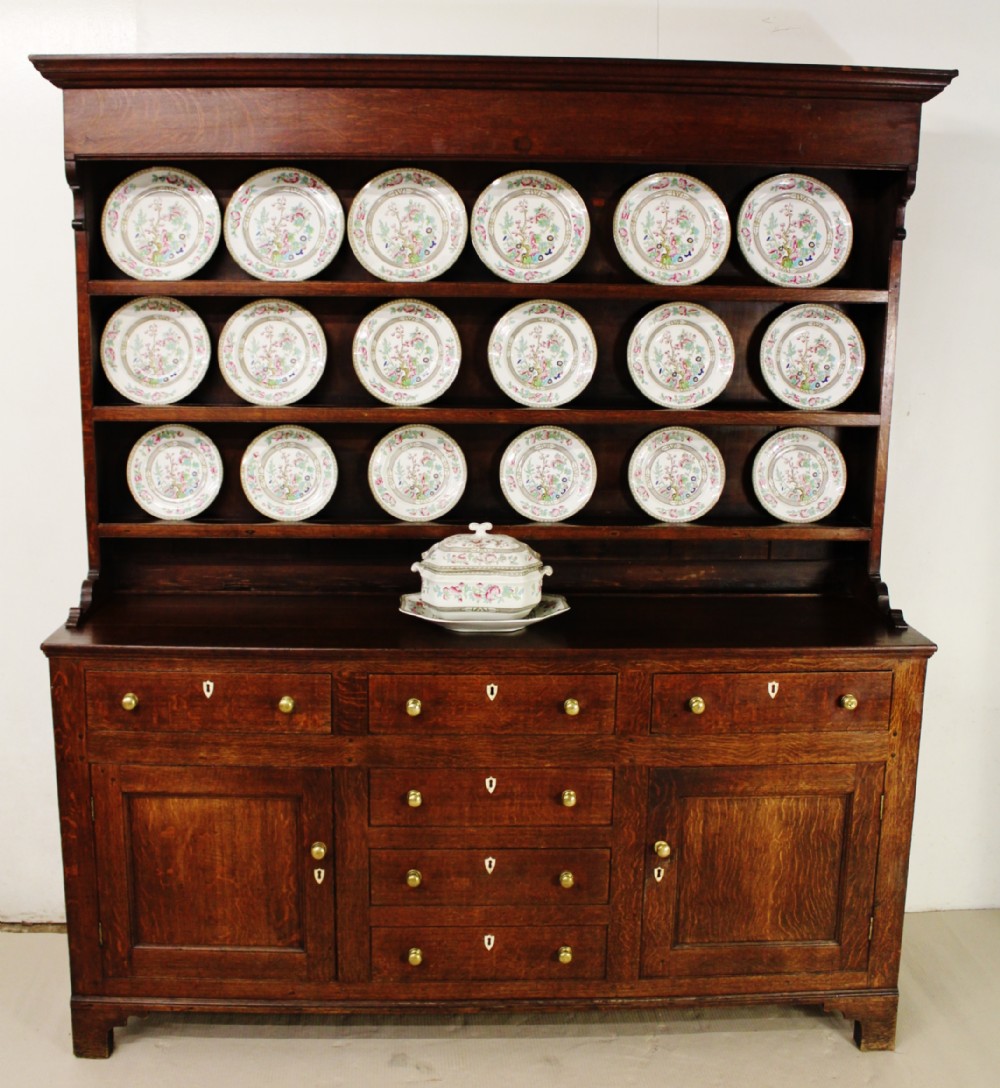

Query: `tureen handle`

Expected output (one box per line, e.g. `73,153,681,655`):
469,522,493,539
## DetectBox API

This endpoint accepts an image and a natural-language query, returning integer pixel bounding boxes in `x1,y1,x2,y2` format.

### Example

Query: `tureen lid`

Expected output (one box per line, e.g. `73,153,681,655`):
415,522,545,573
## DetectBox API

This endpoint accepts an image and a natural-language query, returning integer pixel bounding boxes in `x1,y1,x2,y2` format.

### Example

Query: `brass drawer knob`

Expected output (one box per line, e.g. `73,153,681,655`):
406,869,422,888
558,945,573,965
561,789,577,808
407,789,423,808
563,698,580,717
406,697,422,717
278,695,295,714
407,947,423,967
310,842,327,861
840,694,859,711
654,840,672,860
688,696,706,715
120,692,139,712
559,870,575,889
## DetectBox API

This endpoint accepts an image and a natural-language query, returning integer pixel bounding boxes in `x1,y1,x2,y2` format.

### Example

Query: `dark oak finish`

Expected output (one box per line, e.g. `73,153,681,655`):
32,54,951,1056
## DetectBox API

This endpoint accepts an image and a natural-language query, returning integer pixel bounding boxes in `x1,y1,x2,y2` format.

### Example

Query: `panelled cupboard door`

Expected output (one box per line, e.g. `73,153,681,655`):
90,764,334,982
641,763,884,979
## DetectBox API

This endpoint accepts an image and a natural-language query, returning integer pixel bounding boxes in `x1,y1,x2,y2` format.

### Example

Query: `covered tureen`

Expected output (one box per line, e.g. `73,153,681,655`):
410,522,553,618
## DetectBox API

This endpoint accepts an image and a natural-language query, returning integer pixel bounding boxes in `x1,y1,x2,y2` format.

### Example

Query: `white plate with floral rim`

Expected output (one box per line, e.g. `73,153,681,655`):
613,172,730,285
628,427,725,523
353,299,461,405
224,167,344,281
368,425,466,522
471,170,589,283
627,302,734,408
488,300,596,407
240,426,338,522
347,167,467,282
102,167,220,280
752,428,847,523
500,427,597,522
759,304,865,409
737,173,852,287
399,592,570,634
218,299,326,406
100,297,210,405
126,425,223,521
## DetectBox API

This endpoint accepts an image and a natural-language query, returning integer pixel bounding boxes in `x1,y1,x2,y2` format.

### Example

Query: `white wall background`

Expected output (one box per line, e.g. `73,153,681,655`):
0,0,995,921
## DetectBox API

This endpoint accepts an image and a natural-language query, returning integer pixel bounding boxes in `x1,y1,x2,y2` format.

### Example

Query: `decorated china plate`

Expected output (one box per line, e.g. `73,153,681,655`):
126,425,223,520
500,427,597,522
752,428,847,522
614,172,729,285
224,167,344,281
628,427,725,523
348,167,467,282
488,300,596,407
240,426,338,522
353,299,461,405
368,425,466,522
400,592,569,634
627,302,734,408
471,170,589,283
100,296,210,405
738,173,852,287
102,166,220,280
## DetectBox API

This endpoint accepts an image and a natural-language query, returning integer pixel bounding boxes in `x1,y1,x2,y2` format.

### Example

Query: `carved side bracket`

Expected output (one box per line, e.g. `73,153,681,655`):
870,577,909,631
66,570,101,629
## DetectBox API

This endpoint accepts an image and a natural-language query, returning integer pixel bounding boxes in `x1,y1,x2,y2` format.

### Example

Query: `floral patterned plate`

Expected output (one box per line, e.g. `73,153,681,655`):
100,297,210,405
738,173,852,287
126,425,223,521
224,167,344,281
348,168,467,282
500,427,597,522
628,427,725,523
368,425,466,522
488,300,596,407
627,302,734,408
102,167,220,280
471,170,589,283
399,592,570,634
240,426,338,522
218,299,326,406
353,299,461,405
759,304,865,409
752,428,846,523
613,172,730,285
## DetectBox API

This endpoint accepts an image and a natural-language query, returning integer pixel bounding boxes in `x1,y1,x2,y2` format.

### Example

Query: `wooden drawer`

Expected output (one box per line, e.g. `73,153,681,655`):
372,925,607,981
369,673,616,733
652,671,893,734
371,848,611,905
369,768,614,826
86,670,332,733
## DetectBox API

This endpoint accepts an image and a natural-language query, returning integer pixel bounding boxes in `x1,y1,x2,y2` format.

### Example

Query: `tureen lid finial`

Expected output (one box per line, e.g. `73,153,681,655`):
469,522,493,540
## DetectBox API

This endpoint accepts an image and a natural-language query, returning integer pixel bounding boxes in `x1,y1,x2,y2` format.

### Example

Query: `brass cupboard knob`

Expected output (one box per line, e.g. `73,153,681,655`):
561,789,577,808
121,692,139,712
840,694,859,711
407,947,423,967
559,870,575,889
406,869,422,888
563,698,580,717
310,842,327,861
687,696,706,715
654,841,672,860
407,789,423,808
278,695,295,714
558,945,573,965
406,697,422,717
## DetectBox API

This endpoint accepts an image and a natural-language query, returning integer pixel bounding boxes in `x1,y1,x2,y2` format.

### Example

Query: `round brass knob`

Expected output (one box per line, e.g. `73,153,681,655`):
407,947,423,967
121,692,139,712
406,869,422,888
561,789,577,808
563,698,580,717
559,870,575,889
688,696,706,715
406,697,422,717
654,840,672,860
310,842,327,861
278,695,295,715
407,789,423,808
558,945,573,965
840,694,859,711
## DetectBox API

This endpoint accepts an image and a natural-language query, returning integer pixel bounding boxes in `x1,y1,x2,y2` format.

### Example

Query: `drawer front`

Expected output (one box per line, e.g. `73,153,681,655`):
372,925,607,981
369,673,616,733
369,768,614,826
86,670,332,733
371,848,611,905
652,671,892,733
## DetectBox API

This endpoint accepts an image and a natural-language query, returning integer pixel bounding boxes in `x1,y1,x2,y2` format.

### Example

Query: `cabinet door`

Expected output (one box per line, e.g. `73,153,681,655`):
641,764,883,979
92,764,334,982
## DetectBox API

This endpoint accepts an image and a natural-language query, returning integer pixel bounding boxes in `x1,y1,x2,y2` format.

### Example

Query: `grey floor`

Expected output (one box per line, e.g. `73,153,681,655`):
3,910,999,1086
